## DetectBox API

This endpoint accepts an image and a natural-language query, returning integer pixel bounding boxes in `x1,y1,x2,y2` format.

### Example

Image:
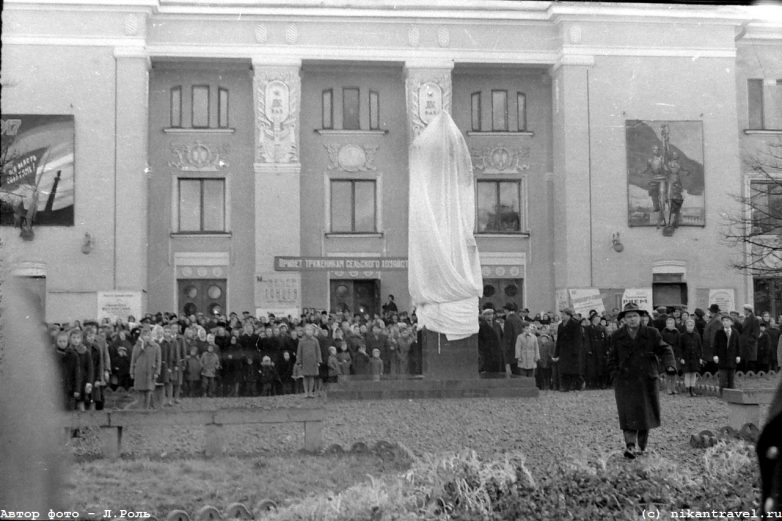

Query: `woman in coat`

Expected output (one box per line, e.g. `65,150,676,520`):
679,318,703,396
130,325,161,409
609,303,676,459
296,323,322,398
660,317,682,395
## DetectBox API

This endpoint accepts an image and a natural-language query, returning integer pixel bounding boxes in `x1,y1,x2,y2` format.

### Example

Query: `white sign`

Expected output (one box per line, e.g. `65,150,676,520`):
568,288,605,317
709,289,736,314
255,273,300,319
621,288,654,315
97,291,142,323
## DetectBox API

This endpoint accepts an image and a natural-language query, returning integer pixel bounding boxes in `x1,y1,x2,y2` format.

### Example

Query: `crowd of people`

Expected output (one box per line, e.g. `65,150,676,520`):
51,296,781,411
478,301,781,395
51,306,423,410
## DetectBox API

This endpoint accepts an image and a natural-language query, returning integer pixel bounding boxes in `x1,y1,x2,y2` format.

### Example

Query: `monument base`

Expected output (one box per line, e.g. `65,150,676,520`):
328,328,540,400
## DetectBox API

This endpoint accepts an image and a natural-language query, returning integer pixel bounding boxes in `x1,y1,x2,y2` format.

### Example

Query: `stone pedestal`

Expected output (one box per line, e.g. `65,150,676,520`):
422,329,479,380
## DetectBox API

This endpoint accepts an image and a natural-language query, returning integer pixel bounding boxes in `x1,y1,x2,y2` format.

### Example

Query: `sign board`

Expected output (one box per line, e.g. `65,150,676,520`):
275,256,408,271
255,273,300,318
568,288,605,317
709,289,736,314
97,291,142,323
621,288,654,315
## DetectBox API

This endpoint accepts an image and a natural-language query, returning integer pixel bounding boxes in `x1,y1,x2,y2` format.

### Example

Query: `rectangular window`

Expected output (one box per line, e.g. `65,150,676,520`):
343,88,360,130
170,86,182,128
192,85,210,128
178,178,225,232
471,92,482,131
218,88,229,128
751,181,782,235
369,90,380,130
322,89,333,129
476,180,521,233
330,180,376,233
517,92,527,131
491,90,508,131
748,79,764,129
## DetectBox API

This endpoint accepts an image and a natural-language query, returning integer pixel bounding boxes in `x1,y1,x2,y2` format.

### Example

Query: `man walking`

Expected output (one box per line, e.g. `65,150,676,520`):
608,303,676,459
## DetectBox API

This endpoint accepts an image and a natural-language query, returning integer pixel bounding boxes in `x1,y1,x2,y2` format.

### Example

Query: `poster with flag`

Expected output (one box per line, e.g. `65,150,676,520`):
1,114,75,226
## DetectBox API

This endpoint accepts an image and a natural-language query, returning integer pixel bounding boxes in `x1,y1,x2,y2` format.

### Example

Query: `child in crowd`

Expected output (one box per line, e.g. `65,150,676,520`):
337,343,352,376
184,346,202,397
130,325,160,409
278,350,296,394
370,348,384,382
112,345,132,391
55,330,79,410
515,322,540,378
536,328,554,390
84,325,110,411
242,351,258,397
296,323,322,398
327,345,341,388
200,343,220,398
353,344,370,376
680,318,703,397
259,355,279,397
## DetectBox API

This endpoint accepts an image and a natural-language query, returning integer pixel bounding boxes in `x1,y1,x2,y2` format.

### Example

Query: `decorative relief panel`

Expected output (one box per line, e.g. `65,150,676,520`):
470,145,530,174
324,144,378,172
408,26,420,47
254,24,268,43
169,141,230,171
437,27,450,47
124,14,140,36
253,69,300,164
406,71,452,140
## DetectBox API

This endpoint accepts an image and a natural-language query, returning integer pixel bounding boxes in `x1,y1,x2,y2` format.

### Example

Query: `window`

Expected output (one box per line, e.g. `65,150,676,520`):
342,87,360,130
369,90,380,130
330,180,376,233
191,85,210,128
178,178,225,232
516,93,527,132
751,181,782,234
748,78,782,130
476,180,521,233
491,90,508,131
218,88,229,128
170,86,182,128
471,92,481,131
322,89,333,129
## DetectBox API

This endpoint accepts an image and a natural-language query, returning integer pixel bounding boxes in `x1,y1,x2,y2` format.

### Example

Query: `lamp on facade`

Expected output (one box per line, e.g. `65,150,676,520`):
81,232,94,254
612,232,624,253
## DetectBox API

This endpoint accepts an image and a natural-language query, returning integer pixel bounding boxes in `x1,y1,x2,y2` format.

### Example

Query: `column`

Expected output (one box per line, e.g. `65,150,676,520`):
551,56,594,291
251,58,302,314
404,60,454,142
114,48,149,298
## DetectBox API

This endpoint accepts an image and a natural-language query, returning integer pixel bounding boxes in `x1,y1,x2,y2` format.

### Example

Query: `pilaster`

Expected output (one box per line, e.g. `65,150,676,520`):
252,58,302,310
114,48,150,301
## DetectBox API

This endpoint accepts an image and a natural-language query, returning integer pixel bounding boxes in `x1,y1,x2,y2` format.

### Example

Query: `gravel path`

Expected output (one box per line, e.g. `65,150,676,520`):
71,386,751,476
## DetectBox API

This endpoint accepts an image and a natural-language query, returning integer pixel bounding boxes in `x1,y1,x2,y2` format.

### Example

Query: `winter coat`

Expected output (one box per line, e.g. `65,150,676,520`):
503,313,525,366
74,346,94,398
200,351,220,377
56,346,79,407
554,318,583,376
296,336,322,376
478,319,504,372
259,363,279,386
327,354,341,378
585,324,609,379
702,314,723,359
660,328,682,370
608,325,676,431
740,312,760,363
679,330,703,373
336,351,352,375
758,332,771,367
537,334,554,369
714,327,740,369
515,332,540,370
353,350,371,376
130,341,160,391
185,354,202,382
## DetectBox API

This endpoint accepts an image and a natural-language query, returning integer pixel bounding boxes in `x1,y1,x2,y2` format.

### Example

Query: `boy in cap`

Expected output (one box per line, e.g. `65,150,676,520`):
713,314,741,396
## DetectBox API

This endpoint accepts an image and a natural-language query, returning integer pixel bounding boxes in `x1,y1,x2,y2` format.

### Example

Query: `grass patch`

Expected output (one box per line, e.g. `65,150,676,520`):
65,452,410,515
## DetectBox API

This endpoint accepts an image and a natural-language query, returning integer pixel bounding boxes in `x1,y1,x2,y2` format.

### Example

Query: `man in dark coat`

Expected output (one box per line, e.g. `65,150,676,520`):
702,303,723,375
713,314,741,395
478,307,504,373
585,314,609,389
553,308,584,392
740,304,760,373
608,303,676,459
502,302,525,376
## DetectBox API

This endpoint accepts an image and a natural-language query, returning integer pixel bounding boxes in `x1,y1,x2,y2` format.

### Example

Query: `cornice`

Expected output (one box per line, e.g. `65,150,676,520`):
4,0,157,12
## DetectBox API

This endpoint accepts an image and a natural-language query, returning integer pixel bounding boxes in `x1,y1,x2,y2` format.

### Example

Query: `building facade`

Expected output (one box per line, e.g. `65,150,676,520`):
2,1,781,322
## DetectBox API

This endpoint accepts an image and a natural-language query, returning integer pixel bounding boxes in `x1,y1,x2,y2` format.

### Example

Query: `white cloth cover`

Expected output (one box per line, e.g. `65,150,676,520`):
408,111,483,340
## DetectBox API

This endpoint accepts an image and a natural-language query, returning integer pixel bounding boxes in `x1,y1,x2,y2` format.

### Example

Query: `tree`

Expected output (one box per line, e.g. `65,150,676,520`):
724,138,782,275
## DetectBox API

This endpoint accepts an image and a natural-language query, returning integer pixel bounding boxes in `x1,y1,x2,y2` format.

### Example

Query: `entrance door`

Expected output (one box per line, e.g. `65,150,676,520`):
330,279,379,316
480,278,523,312
178,279,226,317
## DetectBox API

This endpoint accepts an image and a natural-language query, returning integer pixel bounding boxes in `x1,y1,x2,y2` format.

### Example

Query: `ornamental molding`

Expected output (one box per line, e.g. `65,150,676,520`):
470,145,530,174
169,141,230,171
406,71,451,140
253,68,300,164
324,144,378,172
